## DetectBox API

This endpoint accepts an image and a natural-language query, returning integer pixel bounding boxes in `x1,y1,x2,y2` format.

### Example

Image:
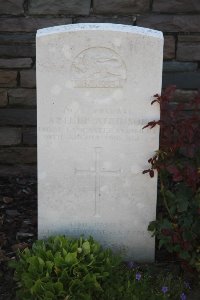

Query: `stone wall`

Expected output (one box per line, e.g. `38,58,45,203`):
0,0,199,176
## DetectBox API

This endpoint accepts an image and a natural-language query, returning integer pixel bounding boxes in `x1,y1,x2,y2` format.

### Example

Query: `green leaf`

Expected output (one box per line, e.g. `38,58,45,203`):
148,221,157,232
46,250,54,261
91,241,101,254
45,291,55,299
82,241,91,255
46,261,54,273
158,239,166,249
177,198,189,212
21,272,33,288
30,279,43,295
65,252,77,265
182,230,194,241
175,184,191,212
160,219,173,230
179,251,191,260
165,190,176,202
44,282,54,292
54,252,64,266
54,281,64,293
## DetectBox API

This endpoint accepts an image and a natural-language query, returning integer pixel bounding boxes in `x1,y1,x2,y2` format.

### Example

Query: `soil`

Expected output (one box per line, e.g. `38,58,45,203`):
0,176,37,300
0,176,199,299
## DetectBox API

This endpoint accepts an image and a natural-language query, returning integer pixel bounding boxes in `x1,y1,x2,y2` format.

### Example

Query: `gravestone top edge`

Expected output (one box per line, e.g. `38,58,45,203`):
36,23,163,39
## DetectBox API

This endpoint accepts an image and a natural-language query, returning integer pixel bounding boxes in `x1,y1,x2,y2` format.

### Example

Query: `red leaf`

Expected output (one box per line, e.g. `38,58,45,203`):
166,165,183,182
161,229,172,236
142,169,150,174
150,170,154,178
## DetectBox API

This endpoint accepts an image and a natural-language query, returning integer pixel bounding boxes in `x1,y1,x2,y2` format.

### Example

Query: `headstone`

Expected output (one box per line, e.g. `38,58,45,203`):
37,24,163,261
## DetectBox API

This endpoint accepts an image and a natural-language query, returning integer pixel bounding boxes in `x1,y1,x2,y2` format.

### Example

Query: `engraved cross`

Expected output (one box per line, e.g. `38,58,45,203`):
75,147,121,217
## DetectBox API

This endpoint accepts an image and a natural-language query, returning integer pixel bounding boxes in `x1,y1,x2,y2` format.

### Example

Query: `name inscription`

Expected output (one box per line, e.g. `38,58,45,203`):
38,106,157,142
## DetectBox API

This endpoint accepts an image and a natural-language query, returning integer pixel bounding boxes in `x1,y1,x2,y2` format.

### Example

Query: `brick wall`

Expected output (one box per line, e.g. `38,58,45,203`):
0,0,199,176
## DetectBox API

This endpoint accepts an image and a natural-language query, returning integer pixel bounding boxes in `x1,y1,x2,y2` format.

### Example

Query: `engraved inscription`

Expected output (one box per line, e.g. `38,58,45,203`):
38,107,157,142
71,47,126,88
75,147,121,217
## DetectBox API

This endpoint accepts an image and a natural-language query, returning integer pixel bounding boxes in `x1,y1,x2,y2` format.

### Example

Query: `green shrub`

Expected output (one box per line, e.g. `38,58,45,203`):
10,236,190,300
10,235,121,300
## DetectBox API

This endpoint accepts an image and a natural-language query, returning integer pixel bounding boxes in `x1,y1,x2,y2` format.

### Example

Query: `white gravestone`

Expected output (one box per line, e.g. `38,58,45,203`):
37,24,163,261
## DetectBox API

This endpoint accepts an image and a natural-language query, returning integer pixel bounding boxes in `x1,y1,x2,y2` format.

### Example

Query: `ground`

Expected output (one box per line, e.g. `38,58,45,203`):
0,176,37,299
0,176,199,299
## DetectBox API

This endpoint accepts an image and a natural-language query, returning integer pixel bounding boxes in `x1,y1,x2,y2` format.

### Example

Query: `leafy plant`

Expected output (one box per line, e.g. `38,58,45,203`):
10,235,120,300
143,86,200,274
10,236,190,299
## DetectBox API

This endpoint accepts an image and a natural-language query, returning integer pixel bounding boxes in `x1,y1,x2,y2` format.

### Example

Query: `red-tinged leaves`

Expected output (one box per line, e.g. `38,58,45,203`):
142,124,149,130
182,241,192,251
166,165,183,182
153,93,160,98
161,228,172,236
142,169,155,178
142,120,161,129
151,94,162,105
184,166,200,190
144,86,200,190
173,173,183,182
151,99,158,105
150,170,154,178
180,145,196,159
142,169,151,174
162,85,176,100
172,232,181,244
144,86,200,274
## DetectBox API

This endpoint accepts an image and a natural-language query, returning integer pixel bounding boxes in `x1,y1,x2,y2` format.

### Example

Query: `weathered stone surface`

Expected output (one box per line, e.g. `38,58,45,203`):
137,15,200,32
20,70,36,88
153,0,200,13
164,36,175,60
0,109,36,125
75,16,135,25
0,0,24,15
37,24,163,261
163,72,200,89
0,147,37,164
0,58,32,69
8,88,36,106
0,89,8,106
0,44,35,58
0,127,21,145
93,0,150,14
163,62,198,72
177,42,200,61
29,0,91,15
23,128,37,144
172,89,199,102
0,17,72,32
0,165,37,177
0,71,17,87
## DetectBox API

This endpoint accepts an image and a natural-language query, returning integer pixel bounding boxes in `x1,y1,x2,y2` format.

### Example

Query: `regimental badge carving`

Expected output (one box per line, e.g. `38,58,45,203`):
71,47,127,88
